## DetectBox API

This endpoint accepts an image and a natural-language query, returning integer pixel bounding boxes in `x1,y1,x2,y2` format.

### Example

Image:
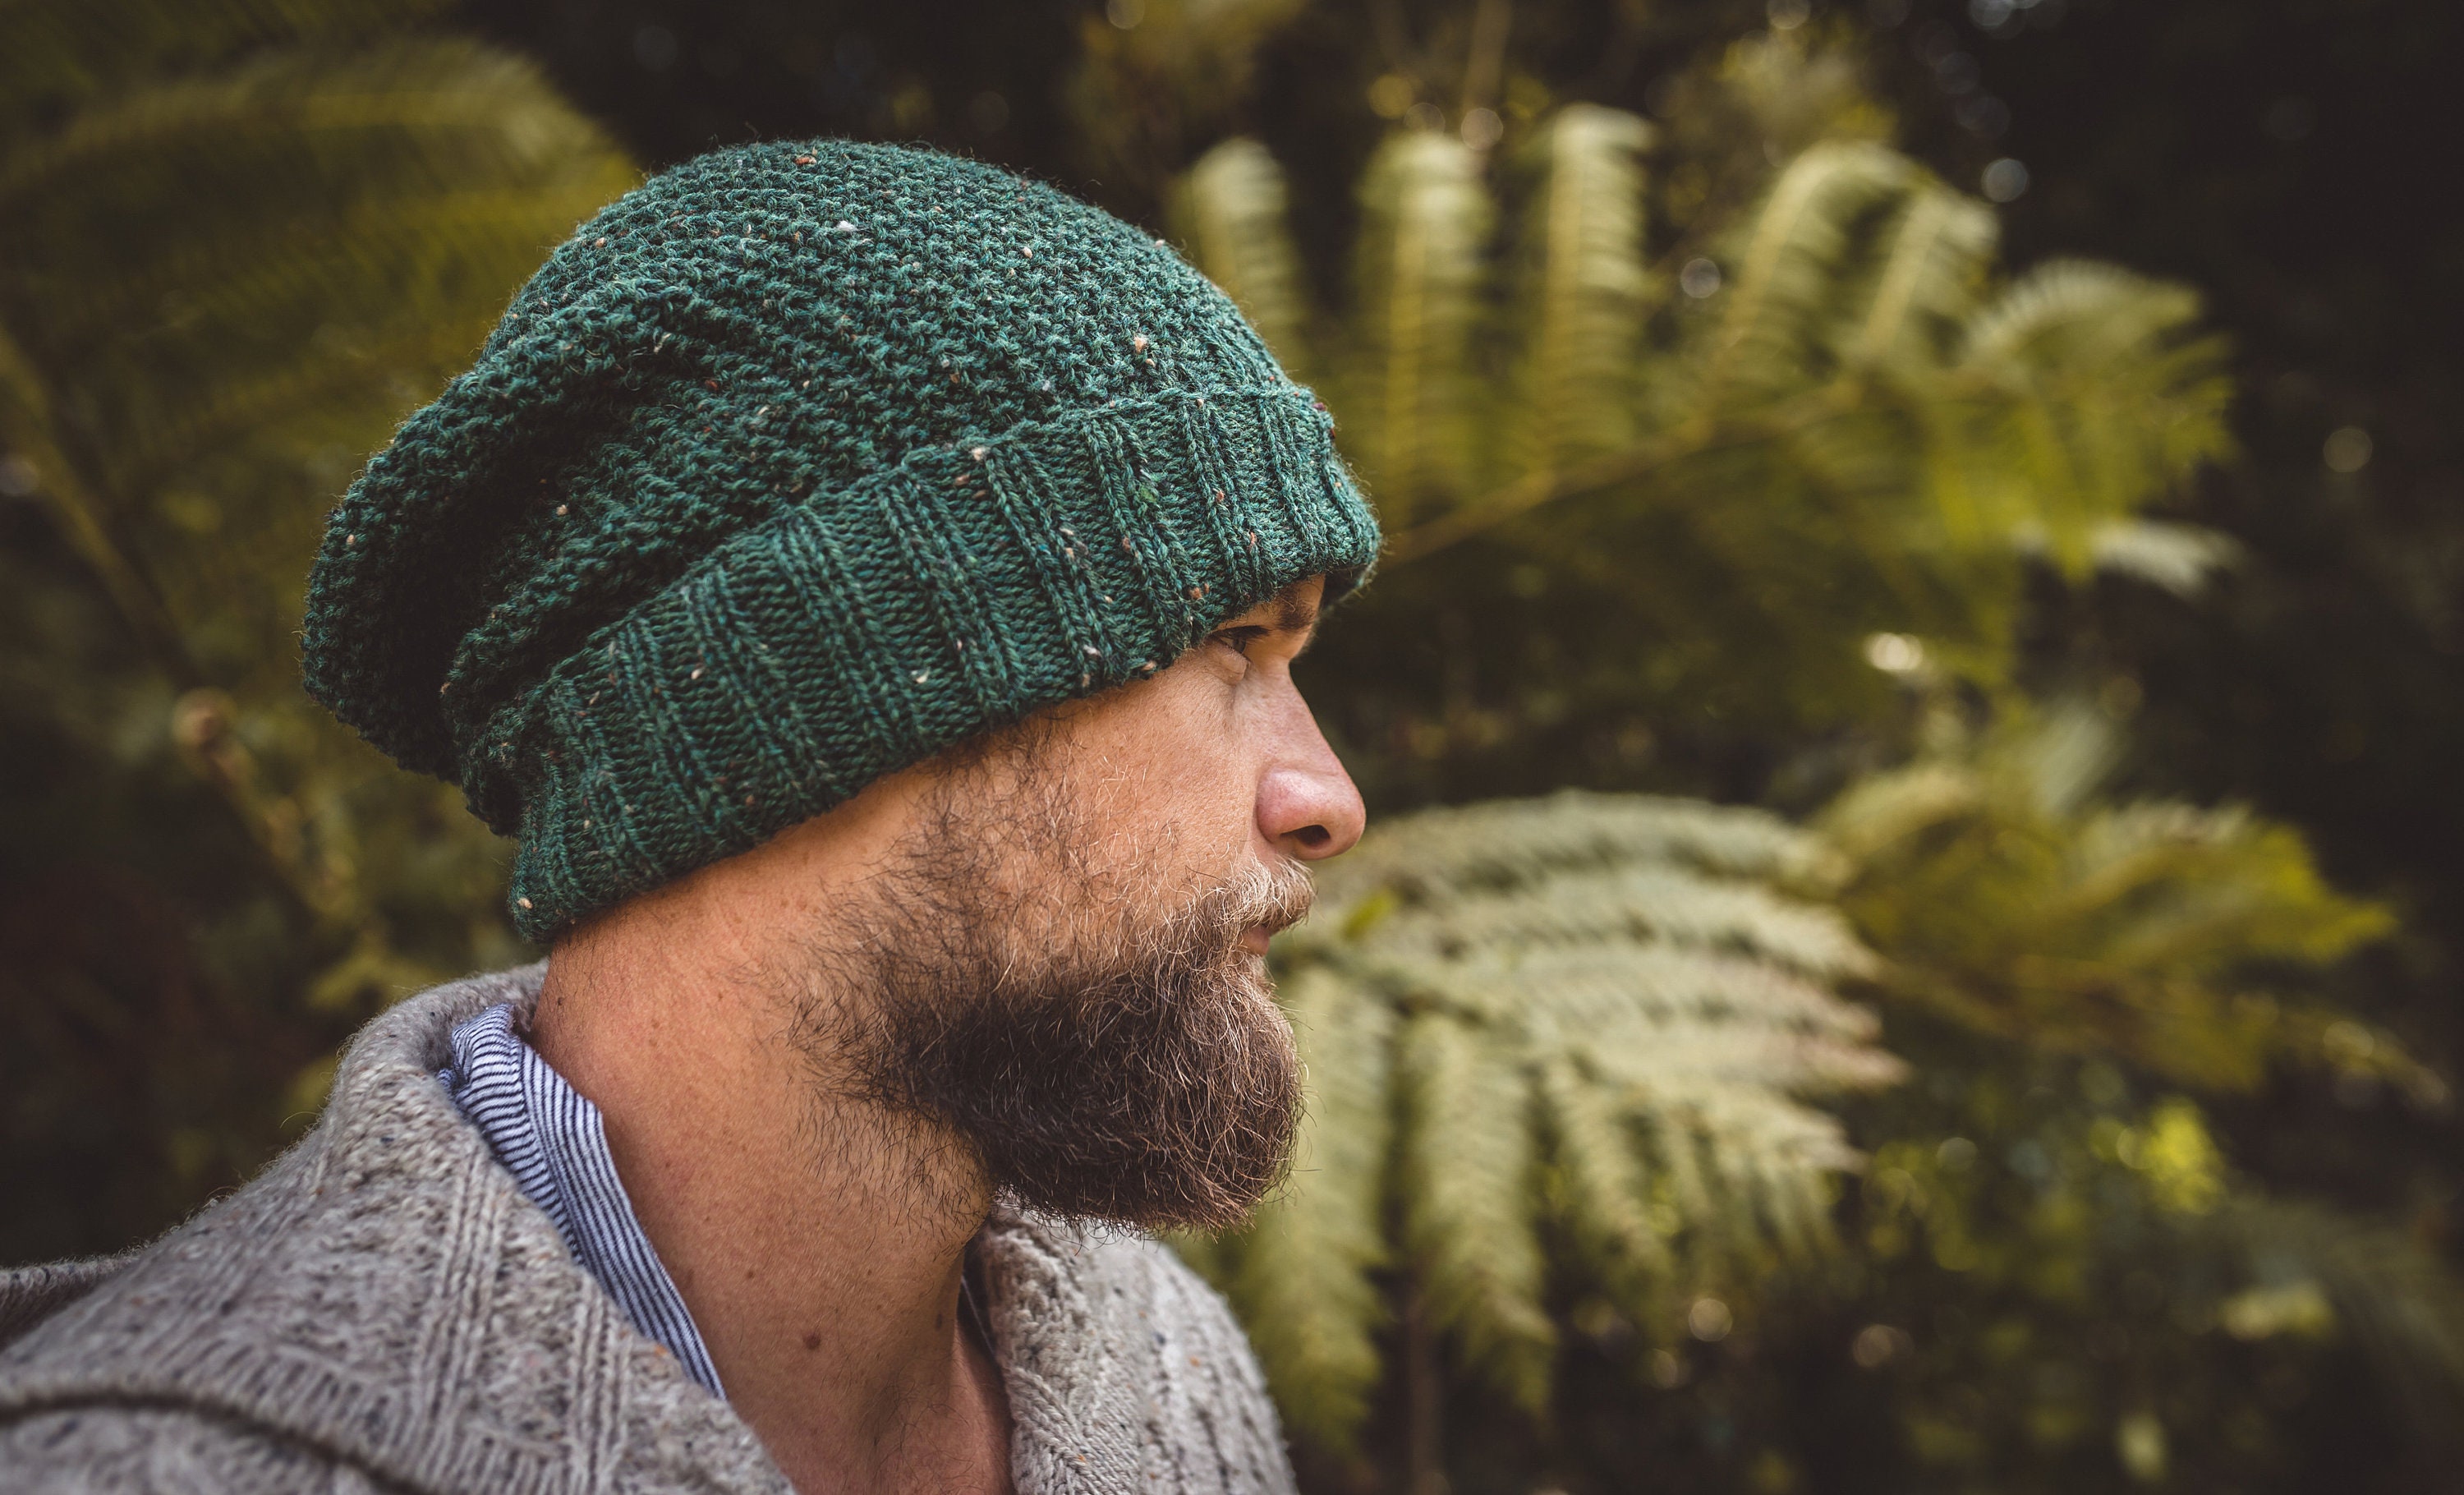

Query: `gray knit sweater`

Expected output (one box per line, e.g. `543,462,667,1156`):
0,966,1296,1494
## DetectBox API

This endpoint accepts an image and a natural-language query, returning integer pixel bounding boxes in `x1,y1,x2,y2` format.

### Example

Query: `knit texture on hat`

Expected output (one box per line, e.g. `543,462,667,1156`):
301,140,1381,941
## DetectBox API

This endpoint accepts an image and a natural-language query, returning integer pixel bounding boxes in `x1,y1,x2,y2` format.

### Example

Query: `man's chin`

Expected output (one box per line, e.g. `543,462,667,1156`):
827,806,1314,1231
973,969,1302,1231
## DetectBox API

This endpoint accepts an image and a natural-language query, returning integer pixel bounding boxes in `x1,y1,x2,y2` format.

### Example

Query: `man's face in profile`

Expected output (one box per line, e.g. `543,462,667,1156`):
782,577,1353,1230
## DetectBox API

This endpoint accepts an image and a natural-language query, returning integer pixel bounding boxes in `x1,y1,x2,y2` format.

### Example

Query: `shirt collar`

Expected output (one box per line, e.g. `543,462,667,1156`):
440,1002,726,1397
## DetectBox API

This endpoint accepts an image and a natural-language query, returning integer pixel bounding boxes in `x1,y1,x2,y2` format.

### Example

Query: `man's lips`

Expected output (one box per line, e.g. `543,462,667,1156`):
1240,925,1274,955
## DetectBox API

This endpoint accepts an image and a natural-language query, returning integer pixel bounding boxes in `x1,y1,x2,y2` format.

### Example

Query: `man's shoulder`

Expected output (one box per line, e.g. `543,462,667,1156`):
1076,1228,1270,1386
0,970,517,1474
1100,1231,1289,1478
0,1254,136,1355
0,1114,390,1484
0,963,545,1366
0,964,777,1495
0,1405,358,1494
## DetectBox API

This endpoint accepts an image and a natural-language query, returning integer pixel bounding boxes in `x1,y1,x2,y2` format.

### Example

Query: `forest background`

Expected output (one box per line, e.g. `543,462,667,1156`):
4,0,2460,1491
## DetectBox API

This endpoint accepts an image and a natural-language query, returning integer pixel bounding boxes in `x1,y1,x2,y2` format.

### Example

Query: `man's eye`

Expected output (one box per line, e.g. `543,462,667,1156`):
1212,626,1268,657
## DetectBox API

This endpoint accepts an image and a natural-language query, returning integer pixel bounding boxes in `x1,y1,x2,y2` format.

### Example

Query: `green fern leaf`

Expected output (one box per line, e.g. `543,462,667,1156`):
1346,129,1493,522
1824,706,2407,1092
1214,792,1901,1448
1697,140,1911,407
1223,964,1396,1448
1171,136,1316,381
1510,104,1653,472
1395,1009,1556,1411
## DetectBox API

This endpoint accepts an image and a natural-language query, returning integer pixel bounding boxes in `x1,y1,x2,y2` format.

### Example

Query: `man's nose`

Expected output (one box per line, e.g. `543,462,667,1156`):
1255,697,1366,862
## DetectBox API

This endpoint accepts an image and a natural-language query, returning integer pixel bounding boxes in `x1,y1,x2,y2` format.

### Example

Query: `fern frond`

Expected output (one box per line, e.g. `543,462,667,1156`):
1538,1056,1673,1313
1345,129,1494,522
0,37,634,660
1954,260,2233,570
1,39,633,395
1824,707,2398,1090
1642,1086,1850,1267
1505,943,1882,1045
1395,1010,1556,1412
1322,788,1835,895
1171,137,1317,381
1342,862,1874,986
1222,793,1901,1447
2066,802,2393,973
1223,965,1395,1448
1812,761,1981,866
1698,141,1911,407
1841,182,1996,370
1510,105,1653,471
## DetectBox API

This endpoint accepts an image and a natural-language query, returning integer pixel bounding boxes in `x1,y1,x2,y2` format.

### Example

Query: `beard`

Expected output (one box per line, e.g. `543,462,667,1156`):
790,734,1312,1232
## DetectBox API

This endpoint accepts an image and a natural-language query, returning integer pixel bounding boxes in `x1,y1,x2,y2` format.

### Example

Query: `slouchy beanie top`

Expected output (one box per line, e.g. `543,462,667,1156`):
302,140,1381,941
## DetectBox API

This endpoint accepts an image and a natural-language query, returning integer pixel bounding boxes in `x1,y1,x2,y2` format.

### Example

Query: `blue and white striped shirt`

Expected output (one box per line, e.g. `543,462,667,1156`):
439,1003,726,1396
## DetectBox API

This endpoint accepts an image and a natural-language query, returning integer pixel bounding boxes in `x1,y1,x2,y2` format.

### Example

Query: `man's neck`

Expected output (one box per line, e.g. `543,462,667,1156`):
526,799,1013,1495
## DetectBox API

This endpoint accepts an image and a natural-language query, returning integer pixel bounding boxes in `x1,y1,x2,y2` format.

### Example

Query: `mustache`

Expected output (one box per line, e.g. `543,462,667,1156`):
1057,854,1313,973
1203,856,1317,943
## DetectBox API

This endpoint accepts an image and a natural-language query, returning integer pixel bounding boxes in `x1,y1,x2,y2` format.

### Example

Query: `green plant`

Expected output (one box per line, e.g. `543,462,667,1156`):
1812,707,2455,1491
1197,792,1901,1456
1087,12,2464,1488
1823,704,2423,1097
0,0,633,1257
1165,30,2232,801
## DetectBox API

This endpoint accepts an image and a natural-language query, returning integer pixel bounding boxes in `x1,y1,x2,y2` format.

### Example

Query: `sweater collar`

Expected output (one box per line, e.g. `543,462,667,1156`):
0,964,1205,1495
439,1000,728,1396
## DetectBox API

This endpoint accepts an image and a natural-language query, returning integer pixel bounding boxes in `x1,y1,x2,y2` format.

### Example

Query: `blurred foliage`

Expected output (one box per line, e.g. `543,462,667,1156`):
0,0,632,1257
1824,702,2421,1099
6,1,2462,1493
1161,25,2232,810
1800,706,2459,1493
1069,0,1314,199
1191,793,1898,1449
1205,713,2455,1492
1083,5,2462,1491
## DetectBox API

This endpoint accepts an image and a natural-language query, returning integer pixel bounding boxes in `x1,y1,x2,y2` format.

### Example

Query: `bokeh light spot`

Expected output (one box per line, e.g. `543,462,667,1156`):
2323,425,2373,472
1689,1296,1735,1341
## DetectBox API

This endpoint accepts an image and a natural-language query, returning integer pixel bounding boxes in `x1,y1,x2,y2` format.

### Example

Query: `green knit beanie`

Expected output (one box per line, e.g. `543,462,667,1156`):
302,140,1380,942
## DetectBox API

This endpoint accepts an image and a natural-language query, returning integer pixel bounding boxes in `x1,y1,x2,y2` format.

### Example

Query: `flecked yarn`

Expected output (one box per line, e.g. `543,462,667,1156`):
301,140,1380,941
0,966,1299,1494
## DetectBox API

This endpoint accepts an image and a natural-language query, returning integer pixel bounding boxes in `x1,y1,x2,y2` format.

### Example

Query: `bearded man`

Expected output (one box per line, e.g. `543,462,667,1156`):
0,140,1380,1495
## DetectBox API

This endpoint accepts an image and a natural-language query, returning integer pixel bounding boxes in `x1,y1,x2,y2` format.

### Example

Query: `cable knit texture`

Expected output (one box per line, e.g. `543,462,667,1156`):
0,967,1298,1494
299,139,1381,941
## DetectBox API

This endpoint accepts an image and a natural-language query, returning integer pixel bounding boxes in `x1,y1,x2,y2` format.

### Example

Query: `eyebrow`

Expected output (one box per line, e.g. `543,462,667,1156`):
1269,586,1319,635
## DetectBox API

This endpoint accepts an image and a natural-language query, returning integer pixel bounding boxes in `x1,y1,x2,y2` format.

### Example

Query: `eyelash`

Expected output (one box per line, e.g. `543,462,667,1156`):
1213,626,1269,657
